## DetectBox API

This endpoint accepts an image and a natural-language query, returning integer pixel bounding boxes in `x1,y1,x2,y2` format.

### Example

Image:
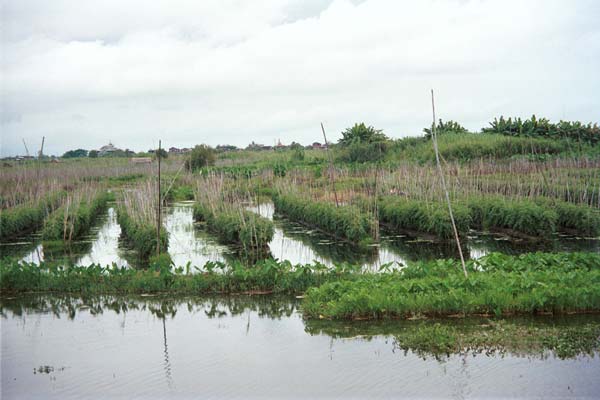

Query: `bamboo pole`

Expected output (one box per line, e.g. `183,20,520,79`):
430,90,468,277
321,122,339,207
157,139,162,257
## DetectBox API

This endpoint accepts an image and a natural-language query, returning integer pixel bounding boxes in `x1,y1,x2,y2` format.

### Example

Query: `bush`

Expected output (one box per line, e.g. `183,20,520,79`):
185,144,216,171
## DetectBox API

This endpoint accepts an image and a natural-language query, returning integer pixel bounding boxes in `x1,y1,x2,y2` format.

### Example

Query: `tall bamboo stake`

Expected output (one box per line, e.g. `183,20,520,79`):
321,122,339,206
157,139,162,257
430,90,468,277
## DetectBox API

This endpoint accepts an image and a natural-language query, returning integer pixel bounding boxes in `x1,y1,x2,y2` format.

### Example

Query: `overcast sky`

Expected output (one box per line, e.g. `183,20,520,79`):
1,0,599,156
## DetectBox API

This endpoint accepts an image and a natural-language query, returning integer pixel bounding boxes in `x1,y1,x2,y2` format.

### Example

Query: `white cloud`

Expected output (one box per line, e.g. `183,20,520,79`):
1,0,599,156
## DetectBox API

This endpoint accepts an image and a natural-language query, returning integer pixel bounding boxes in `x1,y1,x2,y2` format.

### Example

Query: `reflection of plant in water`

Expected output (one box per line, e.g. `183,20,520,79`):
275,217,379,266
0,294,300,321
305,317,600,361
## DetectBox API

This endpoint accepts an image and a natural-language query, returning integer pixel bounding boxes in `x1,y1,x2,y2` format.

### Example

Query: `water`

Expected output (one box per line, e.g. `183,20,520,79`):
2,202,599,270
2,294,599,399
0,207,131,267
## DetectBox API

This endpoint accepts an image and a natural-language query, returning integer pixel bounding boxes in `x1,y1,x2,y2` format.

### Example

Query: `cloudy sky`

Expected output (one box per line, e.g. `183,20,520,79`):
1,0,599,156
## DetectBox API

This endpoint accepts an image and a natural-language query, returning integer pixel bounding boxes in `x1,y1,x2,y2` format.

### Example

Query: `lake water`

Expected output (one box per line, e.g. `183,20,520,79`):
2,294,599,399
1,202,598,270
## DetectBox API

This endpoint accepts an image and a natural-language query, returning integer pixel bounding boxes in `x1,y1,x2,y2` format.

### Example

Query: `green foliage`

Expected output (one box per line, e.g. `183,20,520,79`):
62,149,88,158
41,192,111,241
154,148,168,159
185,144,216,171
273,163,287,177
302,252,600,320
483,115,600,145
273,194,377,245
117,207,168,259
88,150,99,158
391,133,567,163
0,191,66,240
339,123,388,146
423,119,468,138
291,144,305,161
193,202,274,253
467,197,558,238
0,258,340,295
336,141,389,163
376,196,470,240
534,198,600,236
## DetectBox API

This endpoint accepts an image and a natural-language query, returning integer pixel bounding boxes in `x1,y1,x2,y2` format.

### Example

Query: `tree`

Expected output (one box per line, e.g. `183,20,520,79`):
423,119,467,138
154,148,168,160
185,144,216,171
290,142,305,161
338,123,388,146
88,150,99,158
62,148,88,158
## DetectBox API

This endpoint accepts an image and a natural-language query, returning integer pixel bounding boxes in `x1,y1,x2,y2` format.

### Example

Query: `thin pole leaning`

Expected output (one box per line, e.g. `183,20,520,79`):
430,90,468,277
321,122,339,207
157,139,162,257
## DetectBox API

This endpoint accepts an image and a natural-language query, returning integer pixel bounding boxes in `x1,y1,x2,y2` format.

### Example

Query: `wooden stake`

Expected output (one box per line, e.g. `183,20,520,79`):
321,122,339,207
157,139,162,257
430,90,468,277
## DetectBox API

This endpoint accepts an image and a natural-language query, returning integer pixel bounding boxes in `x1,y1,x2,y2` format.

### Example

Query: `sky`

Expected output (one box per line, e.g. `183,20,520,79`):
1,0,599,156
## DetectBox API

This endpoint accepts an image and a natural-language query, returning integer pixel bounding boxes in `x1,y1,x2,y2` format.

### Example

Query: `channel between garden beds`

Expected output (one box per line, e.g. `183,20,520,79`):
1,252,599,320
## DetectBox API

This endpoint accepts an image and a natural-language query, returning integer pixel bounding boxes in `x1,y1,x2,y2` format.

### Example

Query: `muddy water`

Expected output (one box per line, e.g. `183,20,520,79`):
2,294,599,399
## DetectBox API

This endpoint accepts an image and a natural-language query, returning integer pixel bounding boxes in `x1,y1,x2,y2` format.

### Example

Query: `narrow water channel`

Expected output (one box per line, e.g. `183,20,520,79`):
2,294,599,399
1,202,598,270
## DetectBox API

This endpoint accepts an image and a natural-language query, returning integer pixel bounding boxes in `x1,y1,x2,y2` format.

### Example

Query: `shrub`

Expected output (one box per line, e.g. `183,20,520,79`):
185,144,216,171
117,207,168,259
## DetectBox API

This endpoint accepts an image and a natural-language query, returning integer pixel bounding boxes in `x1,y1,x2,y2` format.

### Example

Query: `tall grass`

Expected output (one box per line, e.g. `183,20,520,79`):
118,180,168,259
193,174,274,255
0,191,66,240
41,188,111,241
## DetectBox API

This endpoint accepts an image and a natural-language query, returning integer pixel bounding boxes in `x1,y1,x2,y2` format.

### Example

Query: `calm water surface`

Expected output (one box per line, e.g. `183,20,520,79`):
2,294,599,399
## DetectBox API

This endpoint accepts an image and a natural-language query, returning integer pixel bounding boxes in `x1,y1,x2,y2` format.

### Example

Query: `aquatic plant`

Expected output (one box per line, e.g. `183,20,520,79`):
302,252,600,320
272,194,378,245
41,191,111,241
376,196,470,240
0,191,66,240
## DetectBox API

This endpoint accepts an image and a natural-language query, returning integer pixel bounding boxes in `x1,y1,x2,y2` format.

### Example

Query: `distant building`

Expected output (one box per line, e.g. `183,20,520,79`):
99,142,120,156
311,142,326,149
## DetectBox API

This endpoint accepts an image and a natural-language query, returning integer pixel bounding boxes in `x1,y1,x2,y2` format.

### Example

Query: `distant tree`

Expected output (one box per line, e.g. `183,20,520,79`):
185,144,216,171
290,142,305,161
88,150,99,158
62,148,88,158
153,148,168,160
338,123,388,146
423,119,468,138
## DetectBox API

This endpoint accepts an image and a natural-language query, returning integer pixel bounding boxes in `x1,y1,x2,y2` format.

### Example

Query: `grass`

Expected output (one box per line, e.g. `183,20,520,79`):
272,193,378,245
302,252,600,320
41,191,111,241
0,191,66,240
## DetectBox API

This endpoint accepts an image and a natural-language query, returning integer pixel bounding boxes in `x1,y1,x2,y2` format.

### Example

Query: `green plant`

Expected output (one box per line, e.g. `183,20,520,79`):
185,144,216,171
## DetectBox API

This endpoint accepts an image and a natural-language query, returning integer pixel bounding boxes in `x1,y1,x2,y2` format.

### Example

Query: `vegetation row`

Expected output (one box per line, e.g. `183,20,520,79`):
272,193,378,245
193,201,274,254
41,191,112,241
302,252,600,320
117,207,168,259
0,191,66,240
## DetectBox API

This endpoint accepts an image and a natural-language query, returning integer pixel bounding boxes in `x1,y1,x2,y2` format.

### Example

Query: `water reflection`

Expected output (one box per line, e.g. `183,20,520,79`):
164,202,231,269
2,294,599,399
